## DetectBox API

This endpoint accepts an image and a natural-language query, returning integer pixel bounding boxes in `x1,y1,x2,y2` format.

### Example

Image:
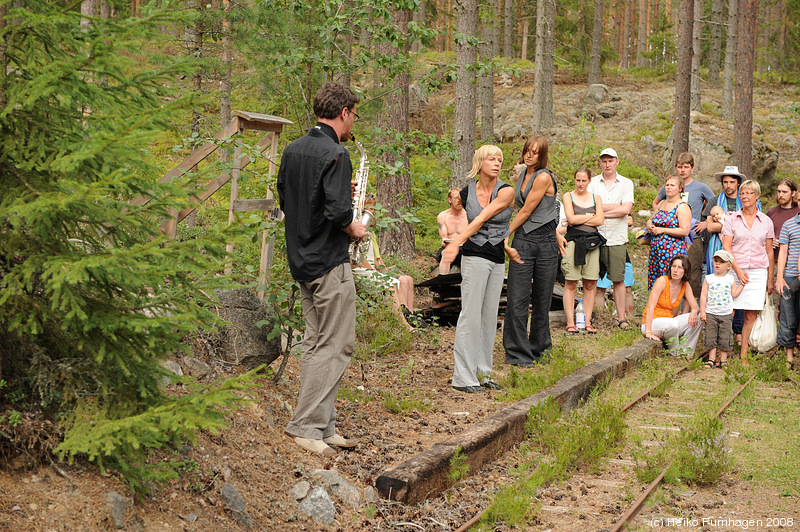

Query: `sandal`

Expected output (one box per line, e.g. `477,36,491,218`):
618,320,630,330
566,325,580,334
705,360,716,369
720,360,728,368
585,325,598,334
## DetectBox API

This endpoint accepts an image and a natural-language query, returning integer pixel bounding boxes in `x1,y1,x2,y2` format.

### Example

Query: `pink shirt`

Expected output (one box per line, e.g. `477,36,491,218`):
721,210,774,269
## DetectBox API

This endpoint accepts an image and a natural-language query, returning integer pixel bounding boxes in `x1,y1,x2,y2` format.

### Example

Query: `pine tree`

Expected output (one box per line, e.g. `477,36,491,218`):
0,0,256,493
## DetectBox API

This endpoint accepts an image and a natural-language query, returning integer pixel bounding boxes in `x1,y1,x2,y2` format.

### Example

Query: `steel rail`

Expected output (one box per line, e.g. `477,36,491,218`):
456,351,709,531
609,374,756,532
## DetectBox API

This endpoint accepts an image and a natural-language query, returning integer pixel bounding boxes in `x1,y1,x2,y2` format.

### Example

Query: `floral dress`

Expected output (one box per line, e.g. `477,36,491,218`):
648,204,688,290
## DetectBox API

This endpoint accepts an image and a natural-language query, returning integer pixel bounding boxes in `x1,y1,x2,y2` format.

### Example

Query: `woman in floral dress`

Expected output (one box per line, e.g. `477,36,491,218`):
646,175,692,290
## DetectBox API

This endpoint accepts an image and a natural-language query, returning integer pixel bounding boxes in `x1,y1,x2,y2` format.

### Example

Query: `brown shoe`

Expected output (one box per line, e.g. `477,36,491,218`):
323,434,359,448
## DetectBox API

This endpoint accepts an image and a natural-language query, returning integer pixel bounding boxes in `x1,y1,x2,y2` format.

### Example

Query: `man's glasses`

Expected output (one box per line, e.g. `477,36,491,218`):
348,109,360,122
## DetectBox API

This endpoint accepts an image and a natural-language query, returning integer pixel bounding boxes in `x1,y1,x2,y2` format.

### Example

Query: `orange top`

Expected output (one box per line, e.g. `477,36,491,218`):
642,276,686,324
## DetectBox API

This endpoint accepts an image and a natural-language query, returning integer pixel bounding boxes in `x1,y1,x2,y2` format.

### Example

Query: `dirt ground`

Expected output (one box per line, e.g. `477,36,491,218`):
2,301,797,531
2,76,799,531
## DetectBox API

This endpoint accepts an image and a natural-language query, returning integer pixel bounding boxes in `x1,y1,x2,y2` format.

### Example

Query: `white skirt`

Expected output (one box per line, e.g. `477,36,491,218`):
732,267,767,310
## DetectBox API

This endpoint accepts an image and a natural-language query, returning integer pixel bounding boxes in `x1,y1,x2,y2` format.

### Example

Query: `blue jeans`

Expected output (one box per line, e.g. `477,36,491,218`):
778,276,800,348
503,230,559,365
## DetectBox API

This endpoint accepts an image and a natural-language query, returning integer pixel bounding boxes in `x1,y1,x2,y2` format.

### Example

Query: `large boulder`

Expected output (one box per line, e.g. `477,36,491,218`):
213,289,281,370
584,84,609,106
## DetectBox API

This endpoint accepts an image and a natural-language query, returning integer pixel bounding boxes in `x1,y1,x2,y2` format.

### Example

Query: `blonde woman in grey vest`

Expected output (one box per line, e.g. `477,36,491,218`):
503,135,561,367
440,145,522,393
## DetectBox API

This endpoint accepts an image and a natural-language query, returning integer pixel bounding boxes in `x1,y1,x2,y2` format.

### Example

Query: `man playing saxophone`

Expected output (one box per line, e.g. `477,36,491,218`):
277,82,365,457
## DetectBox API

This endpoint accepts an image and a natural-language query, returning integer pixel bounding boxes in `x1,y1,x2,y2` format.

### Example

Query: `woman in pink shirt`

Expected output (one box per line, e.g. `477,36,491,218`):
722,180,775,365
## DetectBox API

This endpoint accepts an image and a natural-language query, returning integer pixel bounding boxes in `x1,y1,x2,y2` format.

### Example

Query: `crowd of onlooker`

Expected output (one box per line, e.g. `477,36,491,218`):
437,142,797,393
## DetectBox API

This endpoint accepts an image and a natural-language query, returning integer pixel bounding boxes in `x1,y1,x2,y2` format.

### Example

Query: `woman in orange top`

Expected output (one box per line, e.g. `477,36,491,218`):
642,255,702,357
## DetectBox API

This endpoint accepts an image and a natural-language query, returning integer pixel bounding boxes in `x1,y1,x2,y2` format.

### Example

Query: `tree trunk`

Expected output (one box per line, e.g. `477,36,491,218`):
410,1,426,54
478,7,497,142
0,3,6,108
690,0,702,111
220,0,232,131
99,0,110,18
521,18,529,60
503,0,513,57
721,0,738,120
734,0,758,178
378,8,415,258
542,0,554,126
452,0,478,188
81,0,97,27
185,0,203,228
532,0,546,130
673,0,694,166
588,0,603,84
635,0,648,67
708,0,723,84
622,0,633,68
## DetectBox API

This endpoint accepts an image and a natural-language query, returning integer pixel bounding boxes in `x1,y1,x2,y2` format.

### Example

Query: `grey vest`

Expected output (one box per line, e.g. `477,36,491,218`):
465,180,512,247
515,168,558,234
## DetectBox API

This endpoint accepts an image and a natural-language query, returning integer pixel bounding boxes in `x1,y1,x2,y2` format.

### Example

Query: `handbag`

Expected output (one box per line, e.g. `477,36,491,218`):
749,293,778,352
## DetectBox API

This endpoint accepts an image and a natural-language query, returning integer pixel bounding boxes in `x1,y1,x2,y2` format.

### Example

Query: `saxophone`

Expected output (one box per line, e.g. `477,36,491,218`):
349,134,375,264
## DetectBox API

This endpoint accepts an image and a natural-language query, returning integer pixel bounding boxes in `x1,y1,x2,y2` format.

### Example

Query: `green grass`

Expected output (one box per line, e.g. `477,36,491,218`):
479,394,626,528
337,385,373,404
497,327,642,402
380,391,431,415
726,380,800,496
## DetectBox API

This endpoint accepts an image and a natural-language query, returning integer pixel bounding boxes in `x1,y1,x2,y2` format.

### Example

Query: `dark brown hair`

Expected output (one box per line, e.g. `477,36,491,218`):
667,254,691,283
313,83,360,120
518,135,549,171
777,177,799,207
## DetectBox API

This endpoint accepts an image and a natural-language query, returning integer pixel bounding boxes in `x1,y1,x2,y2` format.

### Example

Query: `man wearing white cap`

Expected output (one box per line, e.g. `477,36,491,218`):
776,206,800,370
588,148,634,328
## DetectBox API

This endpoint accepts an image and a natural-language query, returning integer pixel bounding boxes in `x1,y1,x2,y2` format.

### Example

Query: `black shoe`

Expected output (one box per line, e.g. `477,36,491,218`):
452,385,486,393
407,313,428,329
481,381,502,390
508,362,534,368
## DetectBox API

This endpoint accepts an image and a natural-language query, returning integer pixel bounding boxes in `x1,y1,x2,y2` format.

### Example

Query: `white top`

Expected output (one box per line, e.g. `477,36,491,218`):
587,173,634,246
705,273,736,316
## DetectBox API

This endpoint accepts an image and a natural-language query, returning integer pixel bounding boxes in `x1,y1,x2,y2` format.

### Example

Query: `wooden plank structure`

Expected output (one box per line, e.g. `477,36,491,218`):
128,110,292,298
416,272,566,325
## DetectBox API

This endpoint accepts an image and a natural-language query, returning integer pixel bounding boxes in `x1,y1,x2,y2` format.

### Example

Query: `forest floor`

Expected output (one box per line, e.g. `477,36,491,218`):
1,76,799,532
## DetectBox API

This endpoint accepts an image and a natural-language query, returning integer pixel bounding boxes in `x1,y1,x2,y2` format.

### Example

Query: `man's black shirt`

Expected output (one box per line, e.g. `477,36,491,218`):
277,123,354,282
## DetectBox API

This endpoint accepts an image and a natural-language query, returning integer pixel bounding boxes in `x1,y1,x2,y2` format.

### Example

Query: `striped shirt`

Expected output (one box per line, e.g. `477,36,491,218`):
779,214,800,278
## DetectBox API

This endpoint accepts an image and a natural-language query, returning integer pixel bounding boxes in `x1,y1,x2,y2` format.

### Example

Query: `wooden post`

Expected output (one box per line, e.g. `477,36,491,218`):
225,117,244,274
257,131,280,299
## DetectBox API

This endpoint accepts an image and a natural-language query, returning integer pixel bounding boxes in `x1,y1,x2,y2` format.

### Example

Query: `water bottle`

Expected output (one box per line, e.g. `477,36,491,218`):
576,300,586,330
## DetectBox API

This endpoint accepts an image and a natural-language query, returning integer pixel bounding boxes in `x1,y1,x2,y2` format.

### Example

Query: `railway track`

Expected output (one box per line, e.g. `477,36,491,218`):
457,352,799,531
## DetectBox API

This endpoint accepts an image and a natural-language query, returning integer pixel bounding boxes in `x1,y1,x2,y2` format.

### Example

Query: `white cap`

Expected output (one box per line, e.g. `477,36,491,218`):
600,148,618,159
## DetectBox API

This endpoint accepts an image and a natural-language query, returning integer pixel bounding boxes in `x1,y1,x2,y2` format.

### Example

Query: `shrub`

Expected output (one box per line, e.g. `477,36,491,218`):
0,1,256,495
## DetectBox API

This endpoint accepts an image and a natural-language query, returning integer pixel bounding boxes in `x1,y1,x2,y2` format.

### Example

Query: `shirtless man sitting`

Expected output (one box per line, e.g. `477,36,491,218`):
436,188,468,270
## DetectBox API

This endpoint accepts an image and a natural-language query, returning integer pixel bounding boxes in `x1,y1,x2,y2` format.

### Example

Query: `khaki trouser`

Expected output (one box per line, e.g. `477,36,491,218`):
285,263,356,440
